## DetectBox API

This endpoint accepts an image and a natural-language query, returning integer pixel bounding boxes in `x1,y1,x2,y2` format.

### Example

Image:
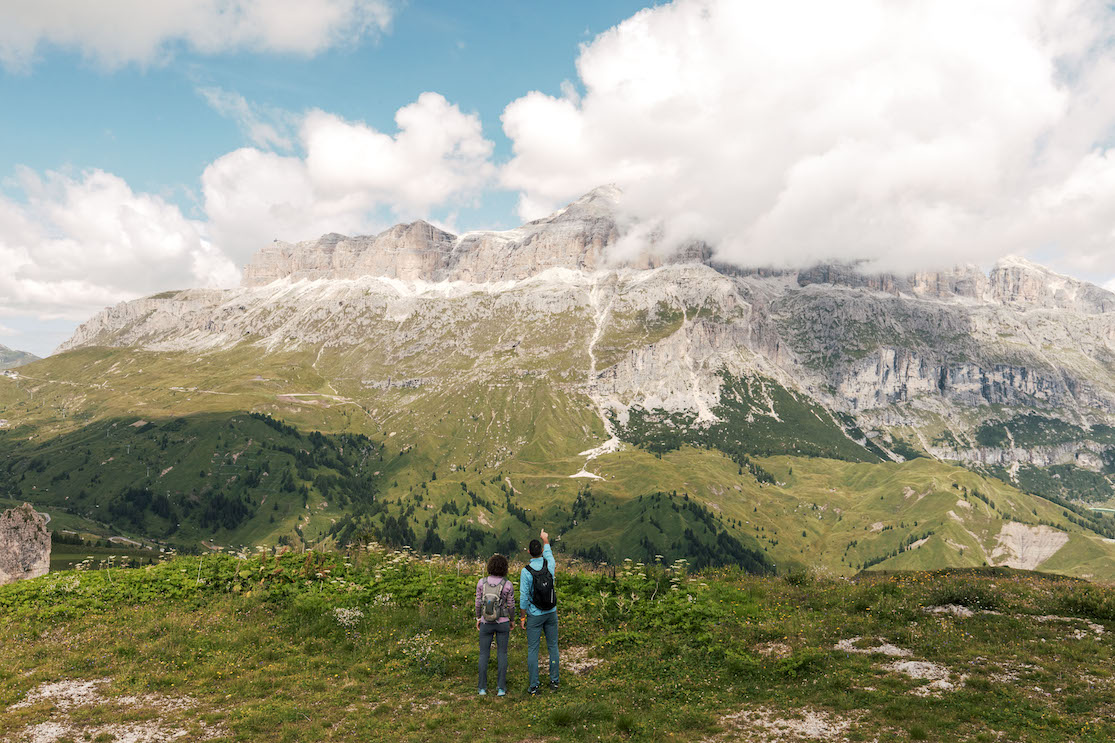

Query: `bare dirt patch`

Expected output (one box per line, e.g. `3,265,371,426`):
925,604,975,618
6,678,223,743
902,487,929,503
992,522,1069,571
562,646,605,675
711,706,868,742
1031,614,1105,639
882,660,967,697
834,637,912,657
755,642,794,659
11,679,110,710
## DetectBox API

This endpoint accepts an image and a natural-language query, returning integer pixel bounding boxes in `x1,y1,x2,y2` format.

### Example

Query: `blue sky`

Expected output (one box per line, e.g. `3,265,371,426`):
4,0,1115,358
1,2,651,230
0,1,654,356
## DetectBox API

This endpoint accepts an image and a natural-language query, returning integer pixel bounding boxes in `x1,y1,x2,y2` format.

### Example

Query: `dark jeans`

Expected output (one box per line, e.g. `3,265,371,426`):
526,612,558,688
478,621,509,692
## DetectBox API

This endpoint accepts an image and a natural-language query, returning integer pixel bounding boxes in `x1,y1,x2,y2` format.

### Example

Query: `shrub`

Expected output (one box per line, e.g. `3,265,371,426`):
1056,585,1115,621
397,630,447,676
926,581,1000,611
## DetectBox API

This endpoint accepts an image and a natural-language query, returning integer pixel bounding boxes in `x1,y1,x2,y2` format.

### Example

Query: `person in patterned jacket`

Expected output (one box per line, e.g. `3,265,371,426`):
475,553,515,696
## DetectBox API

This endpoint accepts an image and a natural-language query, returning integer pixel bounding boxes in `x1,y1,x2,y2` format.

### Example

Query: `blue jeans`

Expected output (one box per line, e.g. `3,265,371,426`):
526,612,559,688
478,621,509,692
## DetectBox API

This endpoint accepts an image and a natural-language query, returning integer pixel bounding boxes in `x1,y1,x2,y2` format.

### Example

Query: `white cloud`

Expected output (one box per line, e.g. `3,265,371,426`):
199,87,295,150
501,0,1115,275
0,0,393,70
0,168,238,320
0,91,494,331
203,92,495,263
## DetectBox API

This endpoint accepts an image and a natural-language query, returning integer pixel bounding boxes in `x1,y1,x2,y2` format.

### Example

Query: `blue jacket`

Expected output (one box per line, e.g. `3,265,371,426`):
519,543,556,616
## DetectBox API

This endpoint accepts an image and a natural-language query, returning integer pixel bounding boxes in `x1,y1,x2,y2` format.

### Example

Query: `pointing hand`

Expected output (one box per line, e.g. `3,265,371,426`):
540,529,550,545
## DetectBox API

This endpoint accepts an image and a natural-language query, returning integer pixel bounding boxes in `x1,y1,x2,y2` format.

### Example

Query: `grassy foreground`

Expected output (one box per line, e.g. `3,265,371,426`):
1,547,1114,742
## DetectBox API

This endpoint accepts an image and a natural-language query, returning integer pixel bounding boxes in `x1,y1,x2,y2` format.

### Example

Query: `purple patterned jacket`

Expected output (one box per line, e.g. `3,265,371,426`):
475,575,515,623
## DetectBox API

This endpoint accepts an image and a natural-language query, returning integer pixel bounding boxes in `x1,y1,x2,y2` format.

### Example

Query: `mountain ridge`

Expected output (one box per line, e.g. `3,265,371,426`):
0,344,40,371
6,187,1115,577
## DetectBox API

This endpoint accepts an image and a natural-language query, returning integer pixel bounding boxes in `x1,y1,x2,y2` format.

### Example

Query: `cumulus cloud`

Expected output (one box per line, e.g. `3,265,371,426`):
501,0,1115,275
203,92,495,263
0,0,393,70
0,91,493,336
0,168,238,320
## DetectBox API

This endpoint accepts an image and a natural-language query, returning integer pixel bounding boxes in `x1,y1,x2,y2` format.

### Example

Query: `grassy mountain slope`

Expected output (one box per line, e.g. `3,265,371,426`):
3,342,1115,578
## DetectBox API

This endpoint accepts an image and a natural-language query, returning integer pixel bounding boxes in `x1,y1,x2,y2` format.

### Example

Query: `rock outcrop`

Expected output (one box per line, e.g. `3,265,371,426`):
0,503,51,585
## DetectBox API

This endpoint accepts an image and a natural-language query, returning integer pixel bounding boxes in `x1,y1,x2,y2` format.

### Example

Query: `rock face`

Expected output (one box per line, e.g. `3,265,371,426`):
56,186,1115,485
0,344,40,370
0,503,51,585
239,186,708,287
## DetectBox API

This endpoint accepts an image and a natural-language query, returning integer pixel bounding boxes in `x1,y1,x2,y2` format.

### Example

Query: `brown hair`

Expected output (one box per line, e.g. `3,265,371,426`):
486,553,509,577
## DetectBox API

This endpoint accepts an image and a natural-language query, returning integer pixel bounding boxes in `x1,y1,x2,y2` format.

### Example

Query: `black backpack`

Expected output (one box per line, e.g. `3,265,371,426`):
526,557,556,611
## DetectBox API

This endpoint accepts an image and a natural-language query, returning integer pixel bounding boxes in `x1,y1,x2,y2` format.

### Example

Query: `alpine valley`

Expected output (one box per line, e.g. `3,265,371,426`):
4,186,1115,578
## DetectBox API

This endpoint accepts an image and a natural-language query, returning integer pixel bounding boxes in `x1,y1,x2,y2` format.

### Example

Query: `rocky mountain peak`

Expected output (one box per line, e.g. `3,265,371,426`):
237,186,1115,317
989,255,1115,313
241,187,627,287
532,184,622,225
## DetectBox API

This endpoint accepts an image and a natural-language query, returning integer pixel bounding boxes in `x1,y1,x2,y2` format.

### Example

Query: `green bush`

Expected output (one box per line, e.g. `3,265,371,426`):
925,581,1000,611
1056,584,1115,621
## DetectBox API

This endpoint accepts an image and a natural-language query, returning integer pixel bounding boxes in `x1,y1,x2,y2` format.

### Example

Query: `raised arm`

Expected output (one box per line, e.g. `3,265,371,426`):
541,528,554,576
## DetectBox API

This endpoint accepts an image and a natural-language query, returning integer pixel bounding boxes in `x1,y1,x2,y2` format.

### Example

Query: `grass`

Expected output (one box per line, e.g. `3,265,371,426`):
1,548,1113,742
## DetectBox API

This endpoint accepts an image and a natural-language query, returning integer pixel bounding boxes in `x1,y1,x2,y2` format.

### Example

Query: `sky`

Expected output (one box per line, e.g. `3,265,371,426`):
4,0,1115,358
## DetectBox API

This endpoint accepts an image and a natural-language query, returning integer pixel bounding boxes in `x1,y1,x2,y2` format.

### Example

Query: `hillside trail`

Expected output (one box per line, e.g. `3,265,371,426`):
571,273,620,480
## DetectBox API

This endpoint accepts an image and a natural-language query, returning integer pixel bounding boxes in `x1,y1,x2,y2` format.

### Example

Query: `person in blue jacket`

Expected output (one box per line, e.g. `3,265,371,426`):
519,528,559,695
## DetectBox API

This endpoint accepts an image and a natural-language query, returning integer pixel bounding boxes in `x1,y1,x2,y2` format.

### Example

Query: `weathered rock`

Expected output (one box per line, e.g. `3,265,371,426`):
0,503,51,585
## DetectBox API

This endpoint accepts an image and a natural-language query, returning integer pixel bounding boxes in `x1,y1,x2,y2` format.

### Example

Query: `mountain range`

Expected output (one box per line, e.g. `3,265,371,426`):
0,344,40,371
2,186,1114,578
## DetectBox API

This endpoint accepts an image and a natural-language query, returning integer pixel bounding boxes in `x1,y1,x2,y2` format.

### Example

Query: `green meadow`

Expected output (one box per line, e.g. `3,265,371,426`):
1,548,1113,742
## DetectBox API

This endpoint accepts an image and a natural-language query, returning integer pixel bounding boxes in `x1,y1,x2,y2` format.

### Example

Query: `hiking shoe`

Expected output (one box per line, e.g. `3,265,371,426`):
550,680,560,691
497,689,506,697
478,689,487,696
527,685,540,696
